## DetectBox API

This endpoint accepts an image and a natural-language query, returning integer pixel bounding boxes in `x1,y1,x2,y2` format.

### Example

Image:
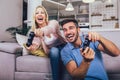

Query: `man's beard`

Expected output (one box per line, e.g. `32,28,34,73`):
72,31,79,43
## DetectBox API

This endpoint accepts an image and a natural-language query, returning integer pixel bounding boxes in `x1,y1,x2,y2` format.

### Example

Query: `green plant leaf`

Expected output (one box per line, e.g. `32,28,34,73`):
6,25,31,39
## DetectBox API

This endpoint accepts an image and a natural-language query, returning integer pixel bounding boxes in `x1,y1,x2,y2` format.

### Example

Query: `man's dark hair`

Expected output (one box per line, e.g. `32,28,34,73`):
60,19,79,28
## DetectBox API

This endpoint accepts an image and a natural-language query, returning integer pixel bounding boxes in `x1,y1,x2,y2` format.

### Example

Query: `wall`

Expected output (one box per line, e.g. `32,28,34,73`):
98,31,120,48
27,0,42,26
0,0,23,42
89,0,119,30
118,0,120,26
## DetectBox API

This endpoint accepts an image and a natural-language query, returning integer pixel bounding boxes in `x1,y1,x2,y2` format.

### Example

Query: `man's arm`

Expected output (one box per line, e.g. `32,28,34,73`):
66,47,94,79
88,32,120,56
98,36,120,56
66,60,90,79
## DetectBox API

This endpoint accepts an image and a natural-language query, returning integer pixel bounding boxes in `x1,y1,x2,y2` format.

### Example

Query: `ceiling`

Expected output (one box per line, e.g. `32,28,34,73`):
42,0,66,10
52,0,109,3
42,0,86,16
51,0,88,7
23,0,89,16
52,0,82,3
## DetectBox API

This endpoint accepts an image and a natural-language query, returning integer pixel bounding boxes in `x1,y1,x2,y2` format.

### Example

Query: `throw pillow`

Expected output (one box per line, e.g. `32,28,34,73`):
16,33,29,56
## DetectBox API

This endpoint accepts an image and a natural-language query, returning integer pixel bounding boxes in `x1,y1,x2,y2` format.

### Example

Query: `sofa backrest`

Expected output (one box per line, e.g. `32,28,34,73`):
98,31,120,74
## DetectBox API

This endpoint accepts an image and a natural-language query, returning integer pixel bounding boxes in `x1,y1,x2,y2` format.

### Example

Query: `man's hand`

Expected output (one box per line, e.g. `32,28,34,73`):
81,47,95,62
88,32,101,42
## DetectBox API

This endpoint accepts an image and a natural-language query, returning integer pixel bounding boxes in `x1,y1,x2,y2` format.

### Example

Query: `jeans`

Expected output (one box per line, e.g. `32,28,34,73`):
49,44,66,80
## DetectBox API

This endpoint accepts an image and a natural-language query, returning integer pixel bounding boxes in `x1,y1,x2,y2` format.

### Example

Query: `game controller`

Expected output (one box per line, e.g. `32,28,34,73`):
82,35,91,52
26,32,35,47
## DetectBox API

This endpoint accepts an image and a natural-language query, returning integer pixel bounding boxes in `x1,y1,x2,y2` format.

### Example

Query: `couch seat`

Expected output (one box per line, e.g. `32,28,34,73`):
16,55,51,73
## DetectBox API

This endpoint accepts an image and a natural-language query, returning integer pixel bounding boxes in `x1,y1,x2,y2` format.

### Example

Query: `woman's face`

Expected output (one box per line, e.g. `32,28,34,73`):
35,7,46,26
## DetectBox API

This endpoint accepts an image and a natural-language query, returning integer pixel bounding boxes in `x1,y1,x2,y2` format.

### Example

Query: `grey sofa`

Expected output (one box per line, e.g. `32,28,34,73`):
0,42,52,80
0,42,71,80
0,40,120,80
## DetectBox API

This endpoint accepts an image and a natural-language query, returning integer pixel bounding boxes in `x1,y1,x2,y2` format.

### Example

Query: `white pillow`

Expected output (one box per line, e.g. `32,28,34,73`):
16,33,29,56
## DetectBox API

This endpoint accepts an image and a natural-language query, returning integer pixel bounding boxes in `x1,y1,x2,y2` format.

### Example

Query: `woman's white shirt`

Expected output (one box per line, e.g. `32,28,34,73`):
44,34,57,46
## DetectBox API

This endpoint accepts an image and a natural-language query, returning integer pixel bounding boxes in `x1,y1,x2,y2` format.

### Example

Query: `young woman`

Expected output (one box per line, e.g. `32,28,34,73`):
26,5,66,80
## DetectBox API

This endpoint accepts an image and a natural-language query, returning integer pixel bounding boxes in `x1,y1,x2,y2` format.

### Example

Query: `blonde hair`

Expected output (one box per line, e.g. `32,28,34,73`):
31,5,49,31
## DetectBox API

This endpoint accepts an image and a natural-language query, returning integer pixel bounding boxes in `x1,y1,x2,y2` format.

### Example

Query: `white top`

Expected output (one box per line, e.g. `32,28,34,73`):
44,34,57,46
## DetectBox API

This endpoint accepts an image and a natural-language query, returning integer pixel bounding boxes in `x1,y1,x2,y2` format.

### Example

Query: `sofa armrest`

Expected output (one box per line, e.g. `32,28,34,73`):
102,53,120,73
0,51,15,80
0,42,22,55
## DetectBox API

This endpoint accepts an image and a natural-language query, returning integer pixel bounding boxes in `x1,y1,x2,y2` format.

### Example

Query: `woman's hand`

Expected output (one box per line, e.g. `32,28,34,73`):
34,28,44,38
26,43,39,51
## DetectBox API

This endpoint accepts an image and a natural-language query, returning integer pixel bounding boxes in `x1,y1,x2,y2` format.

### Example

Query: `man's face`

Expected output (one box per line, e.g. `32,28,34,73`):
62,22,80,43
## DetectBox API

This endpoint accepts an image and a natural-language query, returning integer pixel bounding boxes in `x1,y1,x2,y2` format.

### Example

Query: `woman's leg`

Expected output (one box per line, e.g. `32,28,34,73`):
50,47,60,80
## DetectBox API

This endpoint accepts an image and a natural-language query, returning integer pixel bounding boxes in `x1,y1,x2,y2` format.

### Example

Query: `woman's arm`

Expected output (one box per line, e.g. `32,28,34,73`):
34,28,50,54
40,38,50,55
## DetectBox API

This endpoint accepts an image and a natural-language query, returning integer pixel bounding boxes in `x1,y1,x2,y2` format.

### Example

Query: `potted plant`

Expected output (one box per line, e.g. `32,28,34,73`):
6,25,30,39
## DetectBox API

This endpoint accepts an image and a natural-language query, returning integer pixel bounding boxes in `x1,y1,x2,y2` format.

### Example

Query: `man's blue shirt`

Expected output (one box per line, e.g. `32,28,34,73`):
61,35,108,80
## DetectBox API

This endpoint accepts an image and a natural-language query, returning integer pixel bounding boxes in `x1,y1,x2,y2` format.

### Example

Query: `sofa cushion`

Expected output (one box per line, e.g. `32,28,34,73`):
16,55,51,73
0,42,22,54
102,53,120,74
15,72,52,80
16,33,29,56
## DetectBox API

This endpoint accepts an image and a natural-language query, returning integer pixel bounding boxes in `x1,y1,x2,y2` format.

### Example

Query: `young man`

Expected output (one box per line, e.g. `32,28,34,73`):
60,19,120,80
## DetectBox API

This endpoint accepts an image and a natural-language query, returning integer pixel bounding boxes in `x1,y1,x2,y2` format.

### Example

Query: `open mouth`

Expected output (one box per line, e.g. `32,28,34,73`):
38,18,43,21
66,34,74,40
